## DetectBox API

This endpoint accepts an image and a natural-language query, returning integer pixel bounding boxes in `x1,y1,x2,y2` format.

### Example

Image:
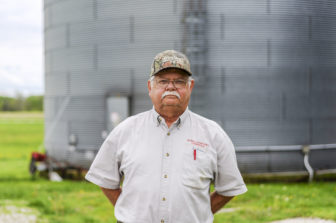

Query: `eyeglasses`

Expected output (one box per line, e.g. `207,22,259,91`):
155,78,189,89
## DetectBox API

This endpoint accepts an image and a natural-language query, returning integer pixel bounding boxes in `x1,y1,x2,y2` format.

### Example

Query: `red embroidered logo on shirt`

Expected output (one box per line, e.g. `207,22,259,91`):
187,139,208,148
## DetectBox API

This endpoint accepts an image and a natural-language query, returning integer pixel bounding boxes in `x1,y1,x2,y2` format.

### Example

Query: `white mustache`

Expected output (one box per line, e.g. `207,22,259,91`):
162,91,181,99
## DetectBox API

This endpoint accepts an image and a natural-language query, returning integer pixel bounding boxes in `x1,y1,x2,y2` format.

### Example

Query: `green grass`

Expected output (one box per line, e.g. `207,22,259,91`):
1,112,336,223
0,112,117,223
214,183,336,223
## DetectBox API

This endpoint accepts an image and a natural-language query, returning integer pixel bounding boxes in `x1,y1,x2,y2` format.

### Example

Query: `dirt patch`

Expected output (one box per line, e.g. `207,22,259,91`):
270,217,336,223
217,208,238,214
0,205,37,223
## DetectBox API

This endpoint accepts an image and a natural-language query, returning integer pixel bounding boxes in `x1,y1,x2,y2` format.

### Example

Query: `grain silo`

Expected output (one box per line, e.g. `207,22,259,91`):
44,0,336,177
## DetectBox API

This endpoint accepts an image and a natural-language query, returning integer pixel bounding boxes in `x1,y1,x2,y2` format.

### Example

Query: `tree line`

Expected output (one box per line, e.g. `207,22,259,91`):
0,95,43,111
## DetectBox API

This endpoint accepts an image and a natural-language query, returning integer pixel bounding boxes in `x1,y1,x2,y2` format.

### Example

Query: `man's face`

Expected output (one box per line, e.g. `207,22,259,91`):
148,69,194,112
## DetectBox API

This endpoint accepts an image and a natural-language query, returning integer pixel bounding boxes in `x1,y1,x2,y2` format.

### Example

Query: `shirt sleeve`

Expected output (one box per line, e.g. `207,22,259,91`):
214,125,247,197
85,129,121,189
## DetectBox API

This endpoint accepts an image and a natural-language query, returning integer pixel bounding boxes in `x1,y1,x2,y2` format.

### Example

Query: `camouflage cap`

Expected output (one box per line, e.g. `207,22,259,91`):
150,50,192,77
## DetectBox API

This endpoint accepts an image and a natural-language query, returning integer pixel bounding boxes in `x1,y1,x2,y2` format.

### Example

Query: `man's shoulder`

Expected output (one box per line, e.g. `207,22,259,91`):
117,110,151,128
115,110,151,131
188,110,234,150
188,110,221,130
108,110,152,139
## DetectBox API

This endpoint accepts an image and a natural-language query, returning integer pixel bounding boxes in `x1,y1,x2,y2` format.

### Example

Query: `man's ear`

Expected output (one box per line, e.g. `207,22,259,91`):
189,79,195,92
147,80,152,96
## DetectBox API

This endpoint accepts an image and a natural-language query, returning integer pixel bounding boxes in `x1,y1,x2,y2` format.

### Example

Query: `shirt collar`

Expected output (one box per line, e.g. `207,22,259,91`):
151,107,189,129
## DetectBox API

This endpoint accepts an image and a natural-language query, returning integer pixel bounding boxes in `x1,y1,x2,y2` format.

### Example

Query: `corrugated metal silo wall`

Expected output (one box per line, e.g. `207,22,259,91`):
44,0,336,172
204,0,336,173
44,0,187,169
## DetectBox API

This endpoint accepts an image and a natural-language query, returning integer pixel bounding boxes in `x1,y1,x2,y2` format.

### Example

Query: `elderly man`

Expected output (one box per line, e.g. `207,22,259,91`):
85,50,247,223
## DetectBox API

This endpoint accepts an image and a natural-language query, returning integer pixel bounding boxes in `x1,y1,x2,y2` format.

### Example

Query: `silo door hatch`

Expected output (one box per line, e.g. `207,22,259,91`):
106,96,129,131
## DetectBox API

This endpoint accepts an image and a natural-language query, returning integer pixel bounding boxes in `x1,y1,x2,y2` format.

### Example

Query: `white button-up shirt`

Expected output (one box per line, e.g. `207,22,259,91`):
85,108,247,223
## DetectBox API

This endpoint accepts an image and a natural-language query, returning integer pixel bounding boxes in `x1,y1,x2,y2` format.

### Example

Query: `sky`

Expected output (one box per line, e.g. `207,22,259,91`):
0,0,43,97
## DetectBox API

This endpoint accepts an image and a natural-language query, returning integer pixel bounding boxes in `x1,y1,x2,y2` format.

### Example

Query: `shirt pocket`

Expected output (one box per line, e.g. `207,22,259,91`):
182,144,213,190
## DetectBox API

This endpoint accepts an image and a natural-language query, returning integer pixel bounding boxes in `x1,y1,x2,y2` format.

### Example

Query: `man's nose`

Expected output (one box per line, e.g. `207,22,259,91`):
166,81,176,89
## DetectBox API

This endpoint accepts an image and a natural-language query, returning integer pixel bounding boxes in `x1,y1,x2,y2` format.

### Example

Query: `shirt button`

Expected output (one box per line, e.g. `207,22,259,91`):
162,197,166,201
166,153,169,157
164,174,167,178
167,132,170,136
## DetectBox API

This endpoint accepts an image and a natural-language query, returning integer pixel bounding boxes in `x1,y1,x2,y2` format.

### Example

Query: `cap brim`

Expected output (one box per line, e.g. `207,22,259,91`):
151,67,192,77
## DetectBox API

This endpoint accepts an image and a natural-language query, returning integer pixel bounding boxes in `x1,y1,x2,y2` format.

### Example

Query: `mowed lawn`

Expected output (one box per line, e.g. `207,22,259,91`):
0,112,335,223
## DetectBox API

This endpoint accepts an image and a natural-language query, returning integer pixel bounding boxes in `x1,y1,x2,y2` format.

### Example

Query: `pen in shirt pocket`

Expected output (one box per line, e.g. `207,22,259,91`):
193,147,206,160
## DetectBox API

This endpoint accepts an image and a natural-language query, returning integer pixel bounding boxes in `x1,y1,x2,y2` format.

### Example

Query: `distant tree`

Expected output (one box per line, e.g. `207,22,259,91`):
25,95,43,111
0,95,43,111
0,97,5,110
0,96,16,111
15,93,25,111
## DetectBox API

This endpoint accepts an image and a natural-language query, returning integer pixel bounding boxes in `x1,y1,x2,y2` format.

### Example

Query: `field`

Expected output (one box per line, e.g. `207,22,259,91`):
0,112,335,223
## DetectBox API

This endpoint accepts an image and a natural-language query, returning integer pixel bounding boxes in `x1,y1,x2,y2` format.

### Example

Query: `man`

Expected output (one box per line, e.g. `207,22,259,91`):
85,50,247,223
